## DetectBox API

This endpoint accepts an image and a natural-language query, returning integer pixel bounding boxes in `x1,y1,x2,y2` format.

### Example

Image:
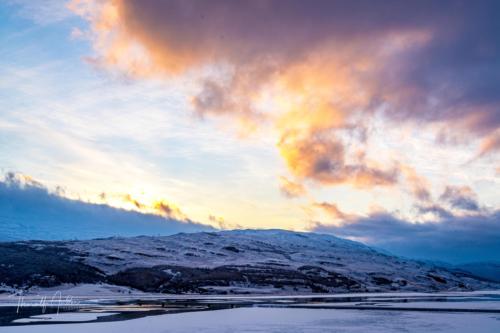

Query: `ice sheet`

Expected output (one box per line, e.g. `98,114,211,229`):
3,307,500,332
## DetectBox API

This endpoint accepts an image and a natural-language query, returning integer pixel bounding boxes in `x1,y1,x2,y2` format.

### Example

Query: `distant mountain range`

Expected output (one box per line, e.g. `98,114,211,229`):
454,262,500,283
1,230,498,294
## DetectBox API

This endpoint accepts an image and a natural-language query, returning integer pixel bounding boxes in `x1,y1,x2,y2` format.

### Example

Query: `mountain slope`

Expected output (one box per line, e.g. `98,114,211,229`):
1,230,497,294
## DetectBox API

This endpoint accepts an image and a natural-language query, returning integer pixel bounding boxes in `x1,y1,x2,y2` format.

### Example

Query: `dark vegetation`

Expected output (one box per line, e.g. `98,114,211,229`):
108,264,362,294
0,243,104,288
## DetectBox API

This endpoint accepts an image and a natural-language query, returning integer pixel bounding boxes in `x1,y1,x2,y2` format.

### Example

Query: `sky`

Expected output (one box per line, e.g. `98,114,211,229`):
0,0,499,263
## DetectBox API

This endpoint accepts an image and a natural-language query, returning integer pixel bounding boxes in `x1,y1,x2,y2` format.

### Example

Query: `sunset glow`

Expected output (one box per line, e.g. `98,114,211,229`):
1,0,499,261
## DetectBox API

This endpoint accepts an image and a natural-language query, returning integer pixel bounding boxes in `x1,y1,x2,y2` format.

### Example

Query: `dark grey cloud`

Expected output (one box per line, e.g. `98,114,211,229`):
111,0,500,134
440,185,480,211
312,211,500,264
363,1,500,134
0,173,213,241
416,204,453,219
72,0,500,196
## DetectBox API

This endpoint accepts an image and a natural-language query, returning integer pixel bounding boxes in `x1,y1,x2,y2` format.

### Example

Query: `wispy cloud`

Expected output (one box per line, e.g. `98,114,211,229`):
311,201,350,221
278,176,306,198
8,0,73,25
476,130,500,158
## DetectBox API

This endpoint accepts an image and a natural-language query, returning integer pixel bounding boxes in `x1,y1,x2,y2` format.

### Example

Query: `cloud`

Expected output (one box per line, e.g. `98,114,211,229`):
278,131,398,187
9,0,73,25
70,0,500,130
439,185,480,212
311,202,349,220
70,0,500,200
152,200,187,221
401,166,431,202
477,130,500,158
3,171,44,188
121,193,146,209
120,193,189,221
0,172,212,241
208,214,241,230
309,182,496,263
415,204,453,220
278,176,306,198
312,210,500,264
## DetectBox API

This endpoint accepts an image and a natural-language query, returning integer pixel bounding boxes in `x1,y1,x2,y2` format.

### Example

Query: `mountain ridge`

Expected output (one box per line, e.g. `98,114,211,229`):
1,229,498,295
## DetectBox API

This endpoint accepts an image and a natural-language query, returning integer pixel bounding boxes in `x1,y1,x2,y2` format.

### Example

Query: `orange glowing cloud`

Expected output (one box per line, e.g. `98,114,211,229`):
477,130,500,158
208,214,242,230
69,0,500,204
119,193,189,221
278,131,398,187
152,200,188,220
278,176,307,198
312,202,349,221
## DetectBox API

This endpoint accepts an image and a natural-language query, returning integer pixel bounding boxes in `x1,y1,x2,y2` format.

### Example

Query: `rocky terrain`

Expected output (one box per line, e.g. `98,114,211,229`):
1,230,497,294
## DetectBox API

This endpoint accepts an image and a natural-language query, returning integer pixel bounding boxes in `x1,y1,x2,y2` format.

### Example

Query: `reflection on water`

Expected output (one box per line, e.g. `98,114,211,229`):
2,291,500,327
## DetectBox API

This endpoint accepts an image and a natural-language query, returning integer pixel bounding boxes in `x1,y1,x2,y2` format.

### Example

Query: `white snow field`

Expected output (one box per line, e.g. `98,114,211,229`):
2,307,500,333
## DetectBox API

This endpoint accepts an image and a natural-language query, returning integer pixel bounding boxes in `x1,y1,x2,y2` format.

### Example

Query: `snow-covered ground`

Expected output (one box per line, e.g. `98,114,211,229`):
12,312,117,324
7,230,497,294
3,307,500,333
5,283,146,297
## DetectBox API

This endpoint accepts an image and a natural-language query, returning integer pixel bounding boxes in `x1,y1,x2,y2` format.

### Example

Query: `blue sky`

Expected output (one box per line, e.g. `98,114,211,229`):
0,0,301,229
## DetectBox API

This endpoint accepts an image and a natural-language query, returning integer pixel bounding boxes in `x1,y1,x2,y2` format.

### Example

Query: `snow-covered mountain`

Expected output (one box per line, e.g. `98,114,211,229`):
1,230,497,294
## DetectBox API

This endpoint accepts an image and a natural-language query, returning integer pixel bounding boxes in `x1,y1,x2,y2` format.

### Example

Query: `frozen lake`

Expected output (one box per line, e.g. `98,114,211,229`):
1,291,500,332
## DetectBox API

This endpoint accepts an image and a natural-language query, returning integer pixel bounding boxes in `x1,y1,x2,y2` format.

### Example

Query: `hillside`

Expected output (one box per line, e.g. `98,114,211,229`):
1,230,497,294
